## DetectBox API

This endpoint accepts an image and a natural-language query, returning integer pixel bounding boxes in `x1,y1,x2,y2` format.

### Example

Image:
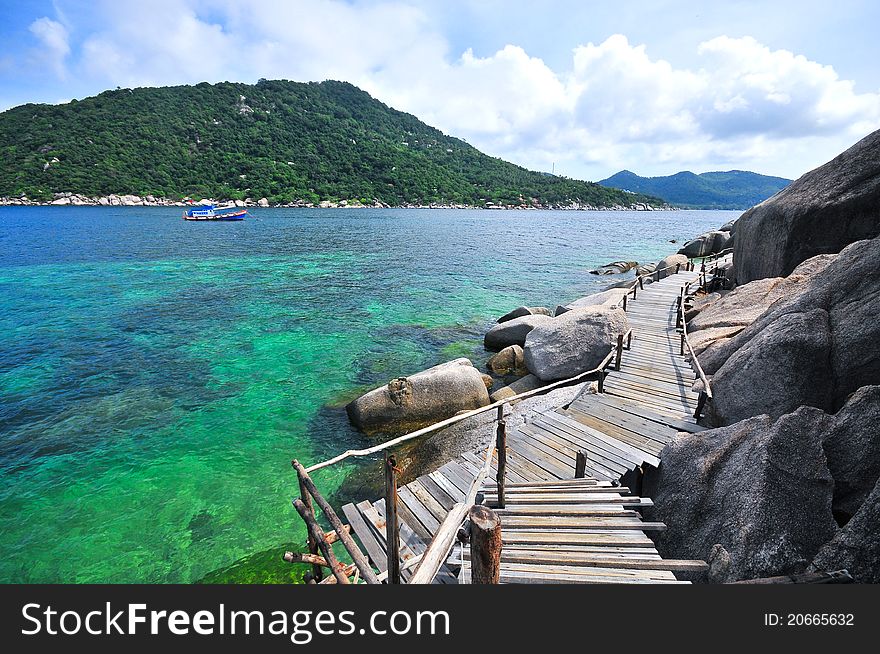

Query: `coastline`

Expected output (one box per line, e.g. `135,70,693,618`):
0,192,677,211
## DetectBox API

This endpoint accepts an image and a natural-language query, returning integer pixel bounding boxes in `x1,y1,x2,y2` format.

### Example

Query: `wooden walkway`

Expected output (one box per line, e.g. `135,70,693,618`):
342,267,711,583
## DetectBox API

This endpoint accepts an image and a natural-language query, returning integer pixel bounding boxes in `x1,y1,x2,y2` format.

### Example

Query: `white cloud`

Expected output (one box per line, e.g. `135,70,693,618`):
15,1,880,179
28,17,70,78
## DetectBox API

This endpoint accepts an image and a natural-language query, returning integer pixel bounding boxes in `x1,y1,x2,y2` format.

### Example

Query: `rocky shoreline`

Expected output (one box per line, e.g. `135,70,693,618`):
0,192,675,211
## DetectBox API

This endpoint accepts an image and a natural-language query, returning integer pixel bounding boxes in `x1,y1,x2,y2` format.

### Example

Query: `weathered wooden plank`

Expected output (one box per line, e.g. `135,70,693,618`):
342,503,388,575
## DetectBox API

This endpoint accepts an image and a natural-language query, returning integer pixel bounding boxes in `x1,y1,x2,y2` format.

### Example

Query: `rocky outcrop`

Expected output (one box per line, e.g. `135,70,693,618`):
496,306,553,323
677,230,730,258
645,411,838,582
554,288,628,316
821,385,880,521
346,358,490,434
486,344,528,377
703,237,880,424
653,253,689,280
523,307,629,382
734,128,880,284
589,261,638,275
483,314,553,351
689,253,836,334
810,477,880,583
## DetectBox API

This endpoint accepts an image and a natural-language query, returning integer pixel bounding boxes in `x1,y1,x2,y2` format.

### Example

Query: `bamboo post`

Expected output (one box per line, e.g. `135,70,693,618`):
297,474,324,582
292,498,350,584
469,505,501,584
495,418,507,509
615,333,624,370
384,453,401,585
574,451,587,479
292,459,381,585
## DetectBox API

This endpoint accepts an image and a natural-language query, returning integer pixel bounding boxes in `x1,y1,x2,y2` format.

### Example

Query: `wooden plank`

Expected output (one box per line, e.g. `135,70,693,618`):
471,550,707,572
397,484,441,536
342,503,388,574
500,515,665,530
418,474,458,511
542,411,662,468
575,393,705,433
533,413,651,469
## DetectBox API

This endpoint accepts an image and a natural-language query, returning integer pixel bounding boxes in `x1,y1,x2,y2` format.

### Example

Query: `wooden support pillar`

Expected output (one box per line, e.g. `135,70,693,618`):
292,498,350,584
297,472,324,582
694,391,708,419
384,453,401,584
574,451,587,479
468,505,502,584
615,333,624,370
495,418,507,509
292,460,381,585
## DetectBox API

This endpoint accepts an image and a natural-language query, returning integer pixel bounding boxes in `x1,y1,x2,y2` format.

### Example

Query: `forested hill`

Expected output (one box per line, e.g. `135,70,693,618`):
0,79,663,207
598,169,791,209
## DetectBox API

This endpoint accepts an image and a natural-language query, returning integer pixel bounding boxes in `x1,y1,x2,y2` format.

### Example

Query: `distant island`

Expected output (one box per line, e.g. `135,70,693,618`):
598,169,791,209
0,79,666,210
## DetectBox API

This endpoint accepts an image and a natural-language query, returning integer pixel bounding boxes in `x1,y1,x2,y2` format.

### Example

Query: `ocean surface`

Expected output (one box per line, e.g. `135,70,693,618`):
0,206,736,583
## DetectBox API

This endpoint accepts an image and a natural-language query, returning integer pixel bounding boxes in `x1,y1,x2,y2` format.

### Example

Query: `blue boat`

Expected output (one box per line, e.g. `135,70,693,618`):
183,204,247,221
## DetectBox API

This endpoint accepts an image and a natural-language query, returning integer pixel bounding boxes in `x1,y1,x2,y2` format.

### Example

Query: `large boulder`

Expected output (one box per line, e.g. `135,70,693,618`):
734,128,880,284
653,253,689,280
346,358,490,435
483,314,553,351
821,385,880,521
702,236,880,423
523,306,629,382
810,477,880,583
486,344,527,376
678,230,730,258
645,411,838,582
554,288,628,316
496,306,553,323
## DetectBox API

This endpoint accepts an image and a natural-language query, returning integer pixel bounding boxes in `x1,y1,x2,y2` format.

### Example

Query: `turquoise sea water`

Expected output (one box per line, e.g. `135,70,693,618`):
0,207,736,583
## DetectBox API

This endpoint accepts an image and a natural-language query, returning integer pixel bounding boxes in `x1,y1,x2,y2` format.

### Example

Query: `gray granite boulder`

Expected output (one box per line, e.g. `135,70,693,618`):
821,385,880,521
589,261,638,275
489,373,545,402
734,128,880,284
485,344,527,377
645,410,838,582
654,253,689,280
678,230,730,258
523,306,629,382
810,477,880,583
496,306,553,323
484,314,553,351
346,358,490,435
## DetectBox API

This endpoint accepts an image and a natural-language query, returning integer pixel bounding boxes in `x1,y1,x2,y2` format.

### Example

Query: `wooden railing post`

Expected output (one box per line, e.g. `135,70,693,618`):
575,451,587,478
495,417,507,509
615,333,624,370
469,505,501,584
384,453,401,584
694,391,708,419
292,498,350,584
622,294,627,312
676,295,683,328
639,276,644,290
597,367,605,393
627,331,633,349
632,284,637,300
297,469,324,582
676,263,681,274
292,460,381,585
681,332,686,356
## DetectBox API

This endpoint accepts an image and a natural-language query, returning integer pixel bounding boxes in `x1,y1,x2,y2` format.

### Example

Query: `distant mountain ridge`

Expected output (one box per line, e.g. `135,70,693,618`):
598,169,791,209
0,79,664,209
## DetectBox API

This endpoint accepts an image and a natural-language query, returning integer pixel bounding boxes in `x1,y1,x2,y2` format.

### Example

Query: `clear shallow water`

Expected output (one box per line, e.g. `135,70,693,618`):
0,207,736,583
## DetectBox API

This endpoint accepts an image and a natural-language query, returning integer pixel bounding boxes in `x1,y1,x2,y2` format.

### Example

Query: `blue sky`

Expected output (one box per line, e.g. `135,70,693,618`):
1,0,879,181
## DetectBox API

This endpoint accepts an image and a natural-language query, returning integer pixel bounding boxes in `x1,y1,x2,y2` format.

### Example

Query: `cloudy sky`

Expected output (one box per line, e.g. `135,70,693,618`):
2,0,879,181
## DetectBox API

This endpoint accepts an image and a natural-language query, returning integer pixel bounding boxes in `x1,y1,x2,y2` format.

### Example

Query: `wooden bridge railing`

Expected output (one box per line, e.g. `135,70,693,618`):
286,251,727,584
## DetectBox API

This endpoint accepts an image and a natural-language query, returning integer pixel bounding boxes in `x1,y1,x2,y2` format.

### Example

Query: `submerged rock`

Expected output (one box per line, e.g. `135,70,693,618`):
346,358,490,435
484,314,553,351
734,127,880,284
523,306,629,382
